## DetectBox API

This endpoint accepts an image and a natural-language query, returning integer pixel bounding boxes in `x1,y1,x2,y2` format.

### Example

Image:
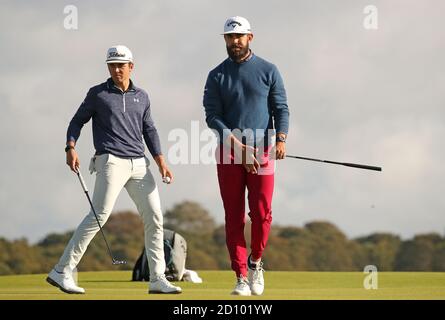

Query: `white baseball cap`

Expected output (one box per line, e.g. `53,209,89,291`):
105,45,133,64
222,16,252,35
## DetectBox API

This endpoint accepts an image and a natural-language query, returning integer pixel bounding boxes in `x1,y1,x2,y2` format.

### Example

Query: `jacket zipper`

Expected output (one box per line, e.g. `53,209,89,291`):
122,92,126,113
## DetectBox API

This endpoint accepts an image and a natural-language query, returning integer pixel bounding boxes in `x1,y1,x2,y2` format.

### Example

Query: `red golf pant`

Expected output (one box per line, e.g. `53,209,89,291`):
216,148,274,277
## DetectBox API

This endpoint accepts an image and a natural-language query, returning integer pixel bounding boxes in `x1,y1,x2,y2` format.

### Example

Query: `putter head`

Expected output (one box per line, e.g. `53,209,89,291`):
112,260,127,265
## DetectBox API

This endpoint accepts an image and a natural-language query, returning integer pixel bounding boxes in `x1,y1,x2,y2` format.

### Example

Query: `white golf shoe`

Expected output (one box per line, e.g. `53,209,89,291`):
248,260,265,295
231,276,251,296
149,274,182,294
46,268,85,294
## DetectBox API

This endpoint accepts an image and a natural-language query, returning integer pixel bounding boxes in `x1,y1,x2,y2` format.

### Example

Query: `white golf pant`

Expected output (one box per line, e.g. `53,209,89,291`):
56,153,165,279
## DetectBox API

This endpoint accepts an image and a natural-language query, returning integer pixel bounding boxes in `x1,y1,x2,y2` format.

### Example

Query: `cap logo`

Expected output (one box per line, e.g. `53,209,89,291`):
108,51,126,58
227,20,242,28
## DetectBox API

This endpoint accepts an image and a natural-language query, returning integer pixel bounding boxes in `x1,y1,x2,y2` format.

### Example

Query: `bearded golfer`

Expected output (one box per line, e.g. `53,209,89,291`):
203,17,290,295
46,45,181,294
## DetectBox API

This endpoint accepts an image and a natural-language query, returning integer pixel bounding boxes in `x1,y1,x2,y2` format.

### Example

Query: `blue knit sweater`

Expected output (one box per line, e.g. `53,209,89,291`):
203,53,289,146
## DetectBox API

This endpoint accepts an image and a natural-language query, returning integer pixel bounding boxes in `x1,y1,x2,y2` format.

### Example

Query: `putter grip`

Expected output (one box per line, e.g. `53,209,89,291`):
77,172,89,192
343,162,382,171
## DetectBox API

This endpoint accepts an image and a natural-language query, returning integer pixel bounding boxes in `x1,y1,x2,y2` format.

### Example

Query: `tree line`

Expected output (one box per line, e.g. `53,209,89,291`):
1,201,445,275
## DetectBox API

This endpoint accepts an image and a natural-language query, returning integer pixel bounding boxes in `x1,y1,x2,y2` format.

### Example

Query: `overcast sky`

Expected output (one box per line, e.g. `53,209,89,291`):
0,0,444,243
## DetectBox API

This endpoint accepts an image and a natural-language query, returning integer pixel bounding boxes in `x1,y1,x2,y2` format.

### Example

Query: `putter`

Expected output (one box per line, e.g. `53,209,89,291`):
76,169,127,265
286,155,382,172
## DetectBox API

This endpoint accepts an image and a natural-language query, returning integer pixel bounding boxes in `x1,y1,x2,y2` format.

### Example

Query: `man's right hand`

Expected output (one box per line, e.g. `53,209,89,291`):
242,145,260,174
233,140,260,174
66,148,80,173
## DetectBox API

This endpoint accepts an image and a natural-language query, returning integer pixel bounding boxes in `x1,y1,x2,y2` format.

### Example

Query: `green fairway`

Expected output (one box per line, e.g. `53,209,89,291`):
0,271,444,300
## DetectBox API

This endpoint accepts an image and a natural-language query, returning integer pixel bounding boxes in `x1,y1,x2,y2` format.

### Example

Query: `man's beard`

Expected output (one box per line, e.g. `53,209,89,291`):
226,44,250,62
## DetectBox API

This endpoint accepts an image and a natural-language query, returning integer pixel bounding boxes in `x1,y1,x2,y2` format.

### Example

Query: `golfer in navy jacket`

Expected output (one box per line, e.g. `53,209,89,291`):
46,45,181,295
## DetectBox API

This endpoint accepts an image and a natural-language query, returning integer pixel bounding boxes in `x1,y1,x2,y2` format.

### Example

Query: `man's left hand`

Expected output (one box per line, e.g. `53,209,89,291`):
275,141,286,160
154,155,174,184
159,166,173,184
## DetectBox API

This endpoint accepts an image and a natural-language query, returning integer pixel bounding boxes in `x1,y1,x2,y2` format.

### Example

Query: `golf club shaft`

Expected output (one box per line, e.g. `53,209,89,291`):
76,171,121,264
286,155,382,171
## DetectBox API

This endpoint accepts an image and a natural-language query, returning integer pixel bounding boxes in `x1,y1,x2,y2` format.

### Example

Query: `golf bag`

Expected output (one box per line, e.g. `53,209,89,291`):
132,229,187,282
